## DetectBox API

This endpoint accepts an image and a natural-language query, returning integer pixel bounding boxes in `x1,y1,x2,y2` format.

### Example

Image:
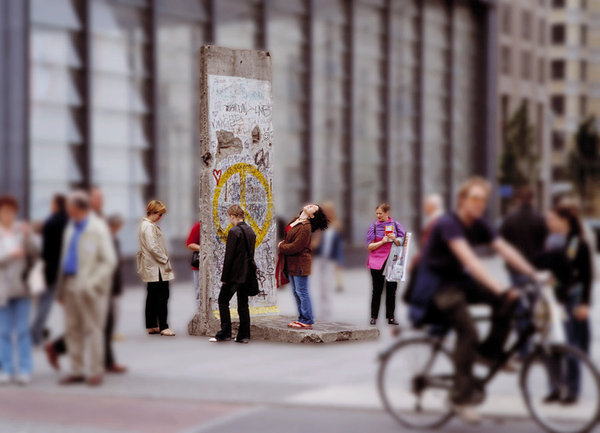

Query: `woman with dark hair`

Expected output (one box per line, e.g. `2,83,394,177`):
278,204,328,329
543,205,592,404
366,203,405,326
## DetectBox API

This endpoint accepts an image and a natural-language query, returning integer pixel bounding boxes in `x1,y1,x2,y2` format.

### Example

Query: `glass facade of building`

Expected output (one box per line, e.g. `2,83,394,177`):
1,0,493,260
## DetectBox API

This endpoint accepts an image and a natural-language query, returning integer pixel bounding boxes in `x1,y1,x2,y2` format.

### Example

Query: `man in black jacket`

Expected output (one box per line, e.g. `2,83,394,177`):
500,186,548,284
210,204,256,344
32,194,68,346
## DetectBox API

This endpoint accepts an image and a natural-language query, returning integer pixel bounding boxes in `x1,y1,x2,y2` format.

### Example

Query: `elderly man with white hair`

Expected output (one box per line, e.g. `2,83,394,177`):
56,190,116,387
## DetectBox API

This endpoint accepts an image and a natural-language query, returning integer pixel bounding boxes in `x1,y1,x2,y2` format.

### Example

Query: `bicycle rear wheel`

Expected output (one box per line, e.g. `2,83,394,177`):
377,337,455,429
521,343,600,433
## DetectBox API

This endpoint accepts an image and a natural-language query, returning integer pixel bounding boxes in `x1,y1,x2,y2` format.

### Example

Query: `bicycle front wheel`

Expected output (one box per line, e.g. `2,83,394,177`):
377,337,455,429
521,343,600,433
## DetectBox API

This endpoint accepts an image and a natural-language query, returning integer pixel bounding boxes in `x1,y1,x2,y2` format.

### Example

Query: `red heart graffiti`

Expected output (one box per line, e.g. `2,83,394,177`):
213,169,222,184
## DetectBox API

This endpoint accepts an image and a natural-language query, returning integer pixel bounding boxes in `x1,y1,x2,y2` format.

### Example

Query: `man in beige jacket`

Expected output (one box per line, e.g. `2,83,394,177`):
56,191,116,386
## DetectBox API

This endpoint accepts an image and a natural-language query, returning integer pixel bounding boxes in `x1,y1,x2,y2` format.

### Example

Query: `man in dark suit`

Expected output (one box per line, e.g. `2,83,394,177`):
500,186,548,284
210,204,256,344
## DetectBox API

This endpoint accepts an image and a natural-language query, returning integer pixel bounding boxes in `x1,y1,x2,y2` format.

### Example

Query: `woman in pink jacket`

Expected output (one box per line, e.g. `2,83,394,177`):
366,203,405,326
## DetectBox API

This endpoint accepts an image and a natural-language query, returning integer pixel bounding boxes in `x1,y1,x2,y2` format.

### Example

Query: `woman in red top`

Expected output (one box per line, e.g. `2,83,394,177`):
186,222,200,308
278,204,328,329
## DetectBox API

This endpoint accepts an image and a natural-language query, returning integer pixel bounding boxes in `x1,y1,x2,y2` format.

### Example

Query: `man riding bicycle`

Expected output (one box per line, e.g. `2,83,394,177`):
409,177,541,423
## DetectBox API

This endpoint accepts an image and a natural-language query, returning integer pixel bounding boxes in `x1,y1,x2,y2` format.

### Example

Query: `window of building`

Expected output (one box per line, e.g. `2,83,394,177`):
581,96,588,116
521,50,531,80
551,24,566,44
581,60,588,80
552,0,566,7
551,95,566,116
539,19,546,45
551,60,566,79
522,11,532,40
501,5,511,34
538,58,545,83
501,46,511,75
553,166,568,181
581,25,588,46
552,131,566,151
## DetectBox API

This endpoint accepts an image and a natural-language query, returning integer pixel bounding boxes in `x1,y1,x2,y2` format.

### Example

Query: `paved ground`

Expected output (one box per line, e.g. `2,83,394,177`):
1,256,600,432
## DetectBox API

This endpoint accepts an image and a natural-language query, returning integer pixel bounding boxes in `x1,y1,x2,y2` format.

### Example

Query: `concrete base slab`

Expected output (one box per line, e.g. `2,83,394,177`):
188,314,380,344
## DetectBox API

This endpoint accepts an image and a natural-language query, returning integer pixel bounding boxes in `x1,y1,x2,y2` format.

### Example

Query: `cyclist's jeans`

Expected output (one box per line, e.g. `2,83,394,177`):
432,279,517,404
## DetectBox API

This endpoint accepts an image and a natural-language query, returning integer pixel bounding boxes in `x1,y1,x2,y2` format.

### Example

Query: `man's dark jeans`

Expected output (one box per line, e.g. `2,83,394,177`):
216,283,250,341
432,277,517,404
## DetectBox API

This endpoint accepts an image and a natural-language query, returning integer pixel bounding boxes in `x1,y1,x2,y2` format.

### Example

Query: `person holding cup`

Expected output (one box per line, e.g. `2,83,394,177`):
366,203,405,326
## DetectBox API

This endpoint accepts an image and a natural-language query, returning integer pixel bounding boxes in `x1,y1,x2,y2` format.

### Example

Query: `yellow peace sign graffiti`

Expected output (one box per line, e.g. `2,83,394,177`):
212,163,273,246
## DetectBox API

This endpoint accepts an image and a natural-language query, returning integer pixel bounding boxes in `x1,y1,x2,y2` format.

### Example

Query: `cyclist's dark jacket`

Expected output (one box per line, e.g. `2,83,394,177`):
409,212,498,323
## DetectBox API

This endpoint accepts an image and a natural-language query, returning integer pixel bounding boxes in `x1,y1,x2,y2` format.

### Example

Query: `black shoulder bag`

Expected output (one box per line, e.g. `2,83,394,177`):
240,227,260,296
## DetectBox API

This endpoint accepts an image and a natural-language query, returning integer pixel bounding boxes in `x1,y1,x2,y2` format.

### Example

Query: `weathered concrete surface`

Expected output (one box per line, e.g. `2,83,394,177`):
190,46,276,336
190,314,380,344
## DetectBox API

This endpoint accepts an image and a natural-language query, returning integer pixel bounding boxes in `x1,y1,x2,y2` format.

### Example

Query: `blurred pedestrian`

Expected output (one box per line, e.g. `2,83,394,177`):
90,185,104,218
56,190,117,387
544,205,592,404
410,194,444,270
403,195,444,307
499,186,547,359
311,201,344,320
105,214,127,373
366,203,405,326
278,204,328,330
186,221,201,309
0,195,38,385
210,205,255,343
558,194,596,277
31,194,68,346
500,186,548,285
138,200,175,337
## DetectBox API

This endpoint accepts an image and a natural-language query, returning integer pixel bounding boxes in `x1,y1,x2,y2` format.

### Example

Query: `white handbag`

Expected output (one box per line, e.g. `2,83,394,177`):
384,232,412,283
27,260,46,296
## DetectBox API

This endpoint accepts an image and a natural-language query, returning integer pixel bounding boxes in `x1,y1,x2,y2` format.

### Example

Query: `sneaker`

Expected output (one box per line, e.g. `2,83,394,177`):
370,318,377,326
543,391,561,404
561,394,578,405
387,318,400,326
0,373,11,385
209,337,231,342
475,354,518,373
451,403,482,425
15,374,31,386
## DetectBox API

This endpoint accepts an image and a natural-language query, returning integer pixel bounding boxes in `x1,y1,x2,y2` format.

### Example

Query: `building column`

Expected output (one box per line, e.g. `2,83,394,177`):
481,0,499,217
0,0,29,216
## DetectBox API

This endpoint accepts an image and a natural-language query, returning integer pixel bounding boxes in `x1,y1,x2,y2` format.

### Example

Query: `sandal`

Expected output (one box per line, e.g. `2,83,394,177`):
160,328,176,336
147,327,160,335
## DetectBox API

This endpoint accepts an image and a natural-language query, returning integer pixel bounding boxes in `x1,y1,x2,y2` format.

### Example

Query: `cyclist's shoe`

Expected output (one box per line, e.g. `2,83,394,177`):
451,403,482,425
561,394,578,405
475,354,518,373
543,390,561,404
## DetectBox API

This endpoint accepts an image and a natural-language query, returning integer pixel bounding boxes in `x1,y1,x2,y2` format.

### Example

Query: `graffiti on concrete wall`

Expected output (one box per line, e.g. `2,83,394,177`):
207,74,275,313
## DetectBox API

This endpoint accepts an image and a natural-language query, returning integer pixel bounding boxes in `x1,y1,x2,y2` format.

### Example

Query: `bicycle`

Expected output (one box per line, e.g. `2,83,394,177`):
377,280,600,433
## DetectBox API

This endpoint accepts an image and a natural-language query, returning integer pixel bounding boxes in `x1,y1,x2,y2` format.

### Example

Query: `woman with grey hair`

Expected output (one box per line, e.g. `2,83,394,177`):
0,195,38,385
